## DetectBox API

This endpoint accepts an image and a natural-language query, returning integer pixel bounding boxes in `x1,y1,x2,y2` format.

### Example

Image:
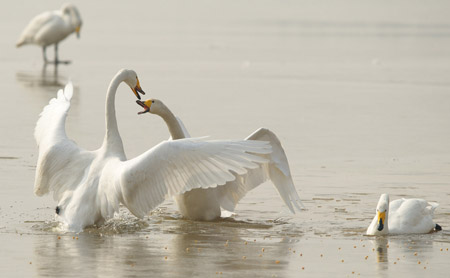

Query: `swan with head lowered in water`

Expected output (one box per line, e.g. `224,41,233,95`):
136,98,304,220
16,3,82,64
35,69,274,231
366,194,442,235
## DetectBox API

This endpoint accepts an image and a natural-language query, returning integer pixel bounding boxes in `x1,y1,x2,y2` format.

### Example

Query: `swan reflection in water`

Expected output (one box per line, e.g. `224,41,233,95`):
32,212,297,277
370,234,436,275
16,63,65,90
372,237,389,264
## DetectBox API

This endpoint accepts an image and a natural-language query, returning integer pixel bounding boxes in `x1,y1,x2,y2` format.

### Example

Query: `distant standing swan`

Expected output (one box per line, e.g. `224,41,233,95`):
35,69,273,231
136,98,303,220
16,3,82,64
366,194,441,235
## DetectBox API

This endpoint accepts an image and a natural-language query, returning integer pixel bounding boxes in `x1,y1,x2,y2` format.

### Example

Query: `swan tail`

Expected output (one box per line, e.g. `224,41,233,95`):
428,201,439,215
435,224,442,231
16,39,26,47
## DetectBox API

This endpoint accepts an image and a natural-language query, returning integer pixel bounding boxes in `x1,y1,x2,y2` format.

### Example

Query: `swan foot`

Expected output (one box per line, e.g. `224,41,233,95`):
45,60,72,65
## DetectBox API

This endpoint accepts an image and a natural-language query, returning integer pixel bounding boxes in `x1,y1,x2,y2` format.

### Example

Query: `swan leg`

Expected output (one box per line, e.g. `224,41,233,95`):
54,44,58,64
48,44,71,65
42,46,48,63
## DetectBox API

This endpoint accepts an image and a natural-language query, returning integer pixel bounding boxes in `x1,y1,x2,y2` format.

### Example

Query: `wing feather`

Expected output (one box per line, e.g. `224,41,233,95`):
34,82,94,199
101,138,271,218
168,121,303,214
216,128,303,213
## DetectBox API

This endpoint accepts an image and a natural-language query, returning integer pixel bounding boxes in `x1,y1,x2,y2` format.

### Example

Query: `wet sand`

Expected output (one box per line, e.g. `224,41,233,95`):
1,0,450,277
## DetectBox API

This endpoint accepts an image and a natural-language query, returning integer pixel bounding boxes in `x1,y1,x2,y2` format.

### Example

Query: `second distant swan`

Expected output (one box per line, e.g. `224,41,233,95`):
16,3,82,64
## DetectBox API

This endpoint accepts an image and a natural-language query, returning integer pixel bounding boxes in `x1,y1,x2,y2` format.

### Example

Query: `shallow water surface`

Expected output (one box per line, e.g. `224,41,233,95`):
1,0,450,277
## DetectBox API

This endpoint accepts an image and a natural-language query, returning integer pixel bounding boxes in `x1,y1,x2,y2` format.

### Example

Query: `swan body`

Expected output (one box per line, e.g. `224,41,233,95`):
366,194,441,235
16,3,82,63
136,99,303,220
35,69,273,231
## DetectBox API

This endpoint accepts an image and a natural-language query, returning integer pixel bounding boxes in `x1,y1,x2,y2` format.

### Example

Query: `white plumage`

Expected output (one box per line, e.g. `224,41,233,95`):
366,193,441,235
34,69,275,231
135,99,303,220
16,3,82,63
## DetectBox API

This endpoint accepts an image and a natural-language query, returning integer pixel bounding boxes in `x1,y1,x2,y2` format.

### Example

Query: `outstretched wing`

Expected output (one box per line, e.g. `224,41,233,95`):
99,138,272,218
34,82,95,200
165,118,302,214
216,128,303,213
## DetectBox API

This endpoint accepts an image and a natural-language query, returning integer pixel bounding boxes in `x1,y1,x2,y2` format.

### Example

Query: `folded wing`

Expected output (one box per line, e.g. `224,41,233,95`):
17,11,58,46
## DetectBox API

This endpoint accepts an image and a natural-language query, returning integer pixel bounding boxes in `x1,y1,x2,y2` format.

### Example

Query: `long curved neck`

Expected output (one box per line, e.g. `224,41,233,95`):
158,104,186,140
61,12,75,31
101,71,126,156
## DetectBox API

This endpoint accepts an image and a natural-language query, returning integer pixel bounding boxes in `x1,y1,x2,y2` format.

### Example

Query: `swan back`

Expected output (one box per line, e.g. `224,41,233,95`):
388,198,438,234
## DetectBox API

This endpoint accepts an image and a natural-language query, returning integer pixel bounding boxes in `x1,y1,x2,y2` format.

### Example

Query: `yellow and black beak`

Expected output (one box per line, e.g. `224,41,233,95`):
136,100,150,114
132,79,146,100
75,26,81,38
377,211,386,231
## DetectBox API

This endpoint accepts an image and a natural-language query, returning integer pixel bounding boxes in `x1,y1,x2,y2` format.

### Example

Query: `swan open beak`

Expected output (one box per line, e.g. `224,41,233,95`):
377,211,386,231
75,26,81,38
136,100,150,114
132,79,145,100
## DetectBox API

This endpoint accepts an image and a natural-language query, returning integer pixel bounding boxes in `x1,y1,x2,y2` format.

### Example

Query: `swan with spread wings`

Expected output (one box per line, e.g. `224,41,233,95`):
34,69,272,231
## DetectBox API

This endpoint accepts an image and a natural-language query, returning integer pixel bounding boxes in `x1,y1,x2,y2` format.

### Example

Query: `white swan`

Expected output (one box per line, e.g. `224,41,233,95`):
16,3,82,64
135,99,303,220
366,194,442,235
35,69,274,231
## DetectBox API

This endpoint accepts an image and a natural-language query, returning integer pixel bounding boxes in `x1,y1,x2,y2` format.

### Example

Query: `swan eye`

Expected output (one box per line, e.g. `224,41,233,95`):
56,206,60,215
152,100,155,103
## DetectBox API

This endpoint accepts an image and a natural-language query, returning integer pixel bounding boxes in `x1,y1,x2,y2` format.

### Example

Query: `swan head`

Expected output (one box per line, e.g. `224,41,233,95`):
367,194,390,235
136,99,165,115
61,4,82,38
118,69,146,99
